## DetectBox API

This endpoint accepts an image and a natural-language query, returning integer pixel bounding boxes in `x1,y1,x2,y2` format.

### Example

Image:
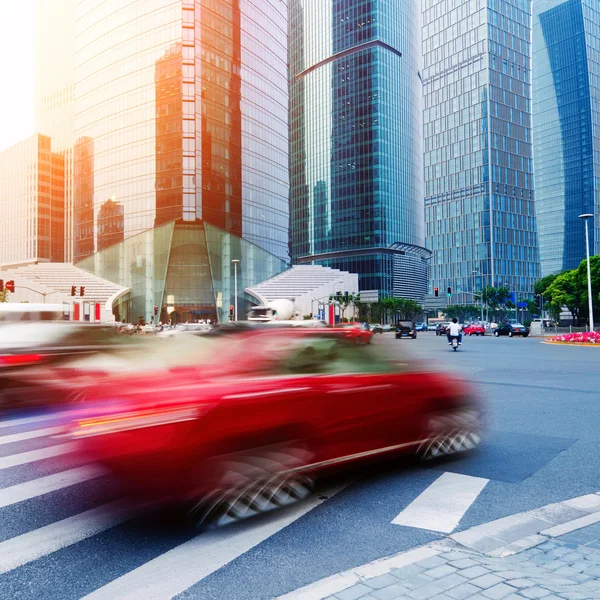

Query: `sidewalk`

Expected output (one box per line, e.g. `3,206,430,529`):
280,494,600,600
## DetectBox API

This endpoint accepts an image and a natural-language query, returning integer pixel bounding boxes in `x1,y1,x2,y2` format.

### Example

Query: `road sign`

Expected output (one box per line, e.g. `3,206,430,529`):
359,290,379,303
517,302,527,308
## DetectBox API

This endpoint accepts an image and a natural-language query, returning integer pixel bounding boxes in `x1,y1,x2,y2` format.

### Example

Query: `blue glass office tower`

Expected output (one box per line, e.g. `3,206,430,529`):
533,0,600,276
289,1,430,301
424,0,540,305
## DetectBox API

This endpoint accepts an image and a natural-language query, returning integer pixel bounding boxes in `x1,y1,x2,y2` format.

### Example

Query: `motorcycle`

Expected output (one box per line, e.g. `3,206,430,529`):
450,336,459,351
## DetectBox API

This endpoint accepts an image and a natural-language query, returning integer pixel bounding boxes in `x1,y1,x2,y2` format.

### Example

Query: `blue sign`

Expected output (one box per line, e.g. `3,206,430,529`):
517,302,527,308
317,308,325,320
508,292,516,304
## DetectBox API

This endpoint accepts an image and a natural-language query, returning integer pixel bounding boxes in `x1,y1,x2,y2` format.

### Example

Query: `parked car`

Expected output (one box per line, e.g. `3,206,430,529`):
395,321,417,339
369,324,384,334
494,323,529,338
69,327,483,526
436,323,450,336
415,322,428,332
463,323,486,336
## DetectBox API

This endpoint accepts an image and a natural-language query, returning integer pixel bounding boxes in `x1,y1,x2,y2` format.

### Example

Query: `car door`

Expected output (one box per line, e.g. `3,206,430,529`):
310,339,426,467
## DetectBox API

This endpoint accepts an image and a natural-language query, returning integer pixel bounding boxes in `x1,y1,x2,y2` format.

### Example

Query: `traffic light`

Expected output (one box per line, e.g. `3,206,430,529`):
71,286,76,296
343,291,349,301
79,286,85,297
535,294,542,310
434,287,439,297
154,305,159,316
229,305,234,318
447,286,452,297
5,280,14,293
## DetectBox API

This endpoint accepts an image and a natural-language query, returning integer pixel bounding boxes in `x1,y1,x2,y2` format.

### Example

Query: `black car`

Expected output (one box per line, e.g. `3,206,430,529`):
395,321,417,339
493,323,529,338
436,323,450,336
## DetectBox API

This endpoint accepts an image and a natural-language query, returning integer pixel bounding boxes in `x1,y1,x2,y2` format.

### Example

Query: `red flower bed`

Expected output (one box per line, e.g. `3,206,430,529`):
548,331,600,344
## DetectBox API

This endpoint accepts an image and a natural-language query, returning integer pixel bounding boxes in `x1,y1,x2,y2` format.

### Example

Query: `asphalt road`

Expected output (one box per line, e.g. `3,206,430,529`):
0,332,598,599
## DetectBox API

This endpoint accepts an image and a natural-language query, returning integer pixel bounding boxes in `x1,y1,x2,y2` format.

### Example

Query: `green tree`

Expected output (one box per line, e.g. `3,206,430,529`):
329,292,361,321
479,286,511,319
546,270,583,325
575,255,600,324
443,304,479,322
534,273,560,297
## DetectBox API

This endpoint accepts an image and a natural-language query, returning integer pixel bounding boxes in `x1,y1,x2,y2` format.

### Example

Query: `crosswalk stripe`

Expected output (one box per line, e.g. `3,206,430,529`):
83,483,347,600
0,442,78,471
0,425,65,446
0,499,136,575
0,465,109,509
392,472,488,533
0,413,67,430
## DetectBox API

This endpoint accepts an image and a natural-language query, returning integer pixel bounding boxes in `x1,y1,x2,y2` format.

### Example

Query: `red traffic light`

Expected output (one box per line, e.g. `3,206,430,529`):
154,305,159,316
80,286,85,297
5,280,15,293
434,287,439,297
71,286,76,296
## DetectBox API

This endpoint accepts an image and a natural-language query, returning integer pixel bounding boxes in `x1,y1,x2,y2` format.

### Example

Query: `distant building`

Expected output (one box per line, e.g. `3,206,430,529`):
532,0,600,276
289,1,430,301
35,0,75,262
72,0,290,323
97,198,124,252
0,135,65,267
423,0,540,304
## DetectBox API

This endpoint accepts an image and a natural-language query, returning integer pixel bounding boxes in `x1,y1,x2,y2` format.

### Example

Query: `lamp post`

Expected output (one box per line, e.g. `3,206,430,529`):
231,259,240,322
579,214,595,332
472,270,484,323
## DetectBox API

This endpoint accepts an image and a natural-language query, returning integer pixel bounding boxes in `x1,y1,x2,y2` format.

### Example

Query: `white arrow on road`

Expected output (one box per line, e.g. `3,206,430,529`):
392,472,488,533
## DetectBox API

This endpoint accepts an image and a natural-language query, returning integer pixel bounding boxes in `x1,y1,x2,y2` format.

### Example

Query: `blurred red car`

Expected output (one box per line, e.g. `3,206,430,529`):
338,322,373,344
70,327,482,525
463,324,486,336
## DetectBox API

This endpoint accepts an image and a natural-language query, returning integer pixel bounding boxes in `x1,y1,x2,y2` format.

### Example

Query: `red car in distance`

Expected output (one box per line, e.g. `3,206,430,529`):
463,323,486,336
69,327,482,526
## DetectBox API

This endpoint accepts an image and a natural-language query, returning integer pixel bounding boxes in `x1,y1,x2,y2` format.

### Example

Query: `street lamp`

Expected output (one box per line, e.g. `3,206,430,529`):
472,270,484,323
579,214,595,332
231,259,240,322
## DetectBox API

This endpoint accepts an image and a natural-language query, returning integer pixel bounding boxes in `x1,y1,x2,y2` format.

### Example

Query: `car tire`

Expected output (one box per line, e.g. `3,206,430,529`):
523,334,529,338
494,330,499,337
508,331,513,337
186,441,314,530
418,409,482,461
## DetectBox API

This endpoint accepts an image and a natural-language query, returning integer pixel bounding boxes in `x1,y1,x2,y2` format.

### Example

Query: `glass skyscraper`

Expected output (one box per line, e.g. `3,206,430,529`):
533,0,600,276
289,1,430,300
424,0,540,305
71,0,289,323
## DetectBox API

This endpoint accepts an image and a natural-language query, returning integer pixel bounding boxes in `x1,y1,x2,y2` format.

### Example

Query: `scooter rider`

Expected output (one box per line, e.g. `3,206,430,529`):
447,318,463,345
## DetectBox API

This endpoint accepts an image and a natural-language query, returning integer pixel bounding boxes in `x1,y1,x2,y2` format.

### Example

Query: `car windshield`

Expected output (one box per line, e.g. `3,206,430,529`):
513,323,524,328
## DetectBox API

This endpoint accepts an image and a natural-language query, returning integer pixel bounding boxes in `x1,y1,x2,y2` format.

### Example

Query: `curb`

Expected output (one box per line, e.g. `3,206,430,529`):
543,341,600,347
277,491,600,600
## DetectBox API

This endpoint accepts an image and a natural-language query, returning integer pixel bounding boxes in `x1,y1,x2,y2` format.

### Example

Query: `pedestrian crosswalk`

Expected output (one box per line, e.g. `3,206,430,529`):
0,412,349,599
0,412,497,600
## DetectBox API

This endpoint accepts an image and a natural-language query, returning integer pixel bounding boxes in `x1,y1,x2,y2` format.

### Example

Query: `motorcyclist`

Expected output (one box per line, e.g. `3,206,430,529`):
447,318,463,345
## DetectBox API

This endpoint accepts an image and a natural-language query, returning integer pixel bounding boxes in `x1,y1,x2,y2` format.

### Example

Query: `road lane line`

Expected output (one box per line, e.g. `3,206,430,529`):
0,414,67,429
0,442,79,470
0,425,65,446
0,465,109,509
0,500,136,575
392,472,488,533
83,484,347,600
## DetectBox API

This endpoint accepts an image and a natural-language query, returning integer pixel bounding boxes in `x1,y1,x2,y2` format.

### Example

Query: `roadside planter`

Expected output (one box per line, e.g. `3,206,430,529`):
547,331,600,345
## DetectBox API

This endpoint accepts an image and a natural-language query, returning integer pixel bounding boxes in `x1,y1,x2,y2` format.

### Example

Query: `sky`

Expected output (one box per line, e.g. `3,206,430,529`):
0,2,36,151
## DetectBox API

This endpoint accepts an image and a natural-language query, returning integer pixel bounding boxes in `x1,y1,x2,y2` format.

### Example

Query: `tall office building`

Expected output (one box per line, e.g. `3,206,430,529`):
424,0,540,305
0,135,65,267
71,0,289,323
35,0,75,262
533,0,600,276
289,1,430,301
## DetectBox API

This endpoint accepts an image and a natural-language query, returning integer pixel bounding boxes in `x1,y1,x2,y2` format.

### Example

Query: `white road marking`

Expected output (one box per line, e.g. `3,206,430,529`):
0,442,79,470
0,413,66,430
0,500,136,575
0,465,109,509
392,472,488,533
83,484,347,600
0,425,65,446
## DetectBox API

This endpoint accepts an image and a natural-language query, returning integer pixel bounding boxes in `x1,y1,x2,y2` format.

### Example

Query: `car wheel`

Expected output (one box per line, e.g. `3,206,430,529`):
186,442,314,530
418,409,482,461
523,334,529,338
508,331,513,338
494,331,499,337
